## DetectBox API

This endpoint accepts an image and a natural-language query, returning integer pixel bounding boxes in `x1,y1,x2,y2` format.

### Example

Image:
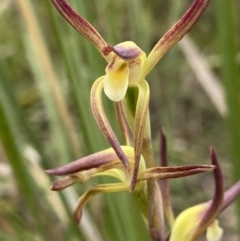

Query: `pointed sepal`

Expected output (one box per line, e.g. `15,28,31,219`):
142,0,210,77
50,0,113,62
46,147,120,176
138,164,215,181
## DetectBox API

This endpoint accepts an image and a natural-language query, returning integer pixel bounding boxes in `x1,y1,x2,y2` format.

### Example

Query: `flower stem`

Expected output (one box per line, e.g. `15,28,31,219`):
142,116,164,241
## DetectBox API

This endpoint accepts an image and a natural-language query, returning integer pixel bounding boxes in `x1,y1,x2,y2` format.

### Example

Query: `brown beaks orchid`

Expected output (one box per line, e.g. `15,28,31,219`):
46,146,214,224
50,0,211,188
168,148,240,241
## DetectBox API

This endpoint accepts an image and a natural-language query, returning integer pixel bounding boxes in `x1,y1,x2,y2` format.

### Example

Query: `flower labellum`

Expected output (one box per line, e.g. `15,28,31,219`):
104,41,146,102
206,220,223,241
103,57,129,102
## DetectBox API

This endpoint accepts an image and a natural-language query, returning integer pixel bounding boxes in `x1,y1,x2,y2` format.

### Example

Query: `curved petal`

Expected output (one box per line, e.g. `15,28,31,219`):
49,167,124,191
51,0,113,62
192,147,224,239
130,80,150,191
91,77,130,170
142,0,210,78
103,57,129,101
74,183,128,223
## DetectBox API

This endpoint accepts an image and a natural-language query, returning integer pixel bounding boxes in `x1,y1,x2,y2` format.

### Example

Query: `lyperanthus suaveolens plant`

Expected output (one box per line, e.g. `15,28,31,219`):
47,0,240,240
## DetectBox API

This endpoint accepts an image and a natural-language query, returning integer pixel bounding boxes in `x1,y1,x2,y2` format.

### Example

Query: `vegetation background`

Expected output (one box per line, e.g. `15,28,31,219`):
0,0,239,240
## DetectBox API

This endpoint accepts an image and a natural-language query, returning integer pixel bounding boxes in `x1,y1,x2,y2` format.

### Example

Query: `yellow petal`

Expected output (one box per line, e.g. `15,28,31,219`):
113,41,146,84
169,203,208,241
104,57,129,101
128,57,146,84
93,169,126,182
206,220,223,241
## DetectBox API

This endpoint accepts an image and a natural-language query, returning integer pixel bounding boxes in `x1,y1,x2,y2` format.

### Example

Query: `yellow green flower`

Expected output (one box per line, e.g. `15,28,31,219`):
47,2,240,239
103,41,146,102
50,0,211,188
51,0,210,102
169,148,240,241
46,146,214,223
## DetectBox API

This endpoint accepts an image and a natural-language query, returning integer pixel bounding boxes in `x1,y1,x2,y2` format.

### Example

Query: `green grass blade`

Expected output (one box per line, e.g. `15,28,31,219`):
215,0,240,225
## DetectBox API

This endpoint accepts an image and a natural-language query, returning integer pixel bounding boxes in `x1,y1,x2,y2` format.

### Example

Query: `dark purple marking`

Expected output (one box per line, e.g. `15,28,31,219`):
103,45,113,56
113,45,142,61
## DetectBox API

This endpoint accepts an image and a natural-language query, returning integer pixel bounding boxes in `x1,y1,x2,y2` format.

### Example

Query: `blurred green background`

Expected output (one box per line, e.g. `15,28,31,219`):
0,0,239,240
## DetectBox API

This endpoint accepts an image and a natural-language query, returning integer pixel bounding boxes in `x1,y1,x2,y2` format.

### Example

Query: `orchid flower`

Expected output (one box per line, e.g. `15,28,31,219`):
165,148,240,241
50,0,211,188
46,2,240,240
157,129,240,241
46,146,214,224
